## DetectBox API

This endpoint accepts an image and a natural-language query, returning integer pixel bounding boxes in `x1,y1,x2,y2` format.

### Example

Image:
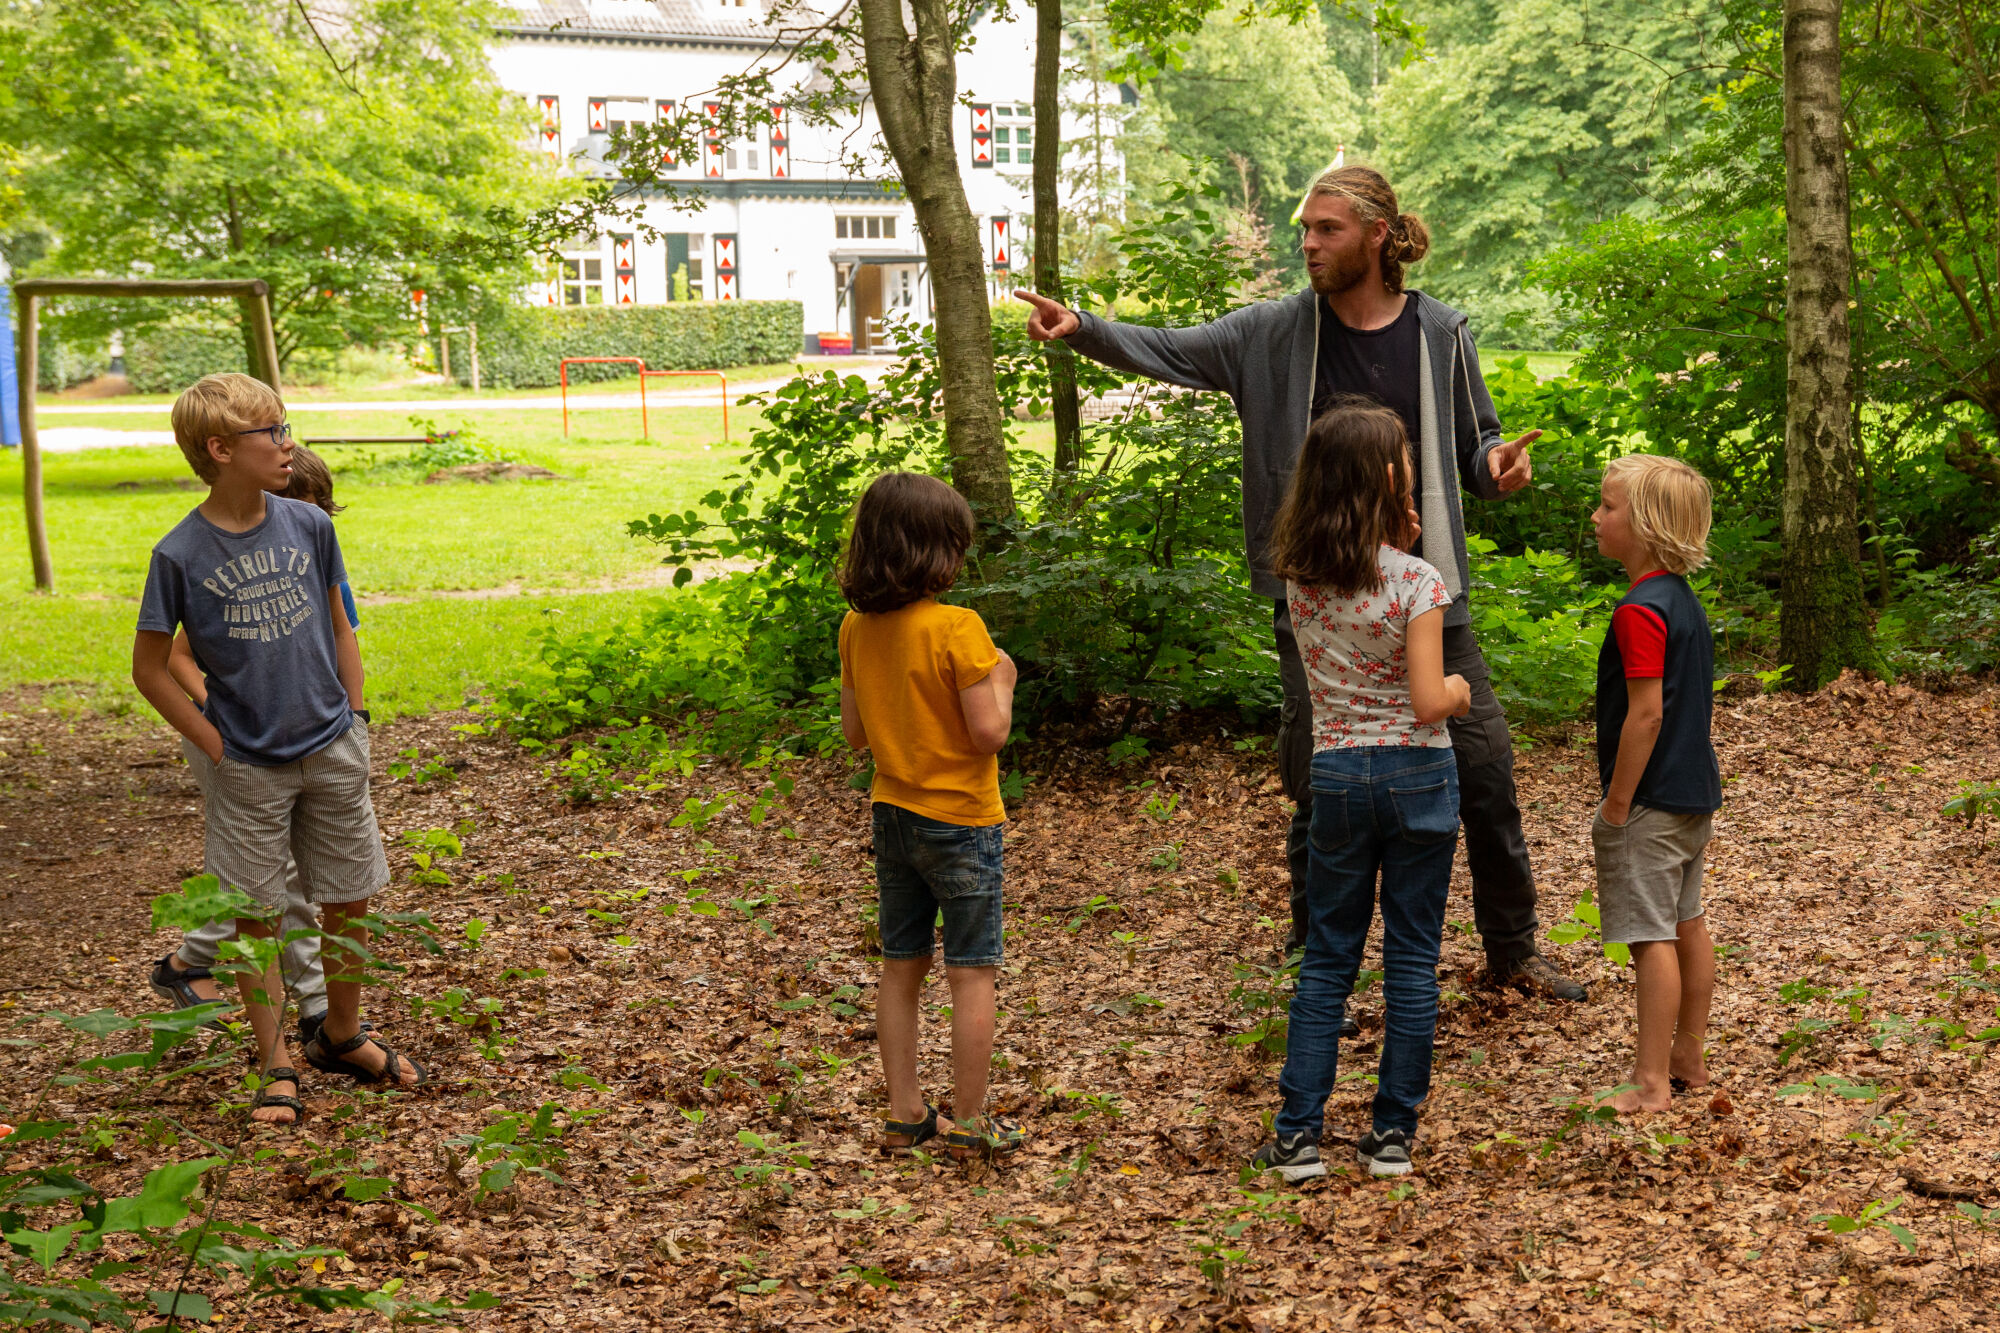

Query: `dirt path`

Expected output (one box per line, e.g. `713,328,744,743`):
3,678,1998,1329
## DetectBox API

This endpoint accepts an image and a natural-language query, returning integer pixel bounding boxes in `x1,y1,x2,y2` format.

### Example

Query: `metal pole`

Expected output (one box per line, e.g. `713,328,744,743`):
245,288,282,393
562,361,570,437
19,292,52,591
439,331,452,383
640,367,649,441
469,322,481,393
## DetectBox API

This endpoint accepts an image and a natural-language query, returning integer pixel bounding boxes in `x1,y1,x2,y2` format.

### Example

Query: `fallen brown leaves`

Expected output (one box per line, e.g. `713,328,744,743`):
3,672,2000,1331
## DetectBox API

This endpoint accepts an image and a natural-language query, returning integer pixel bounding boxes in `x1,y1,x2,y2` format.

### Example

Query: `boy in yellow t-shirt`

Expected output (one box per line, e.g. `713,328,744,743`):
838,472,1022,1160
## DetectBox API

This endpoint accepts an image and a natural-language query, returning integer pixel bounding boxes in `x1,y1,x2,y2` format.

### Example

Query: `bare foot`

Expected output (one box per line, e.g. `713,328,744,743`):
1669,1046,1710,1090
250,1072,299,1125
1609,1081,1672,1115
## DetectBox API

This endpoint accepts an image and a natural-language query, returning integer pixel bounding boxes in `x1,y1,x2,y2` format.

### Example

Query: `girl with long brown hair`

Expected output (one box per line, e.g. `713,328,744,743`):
1251,400,1472,1182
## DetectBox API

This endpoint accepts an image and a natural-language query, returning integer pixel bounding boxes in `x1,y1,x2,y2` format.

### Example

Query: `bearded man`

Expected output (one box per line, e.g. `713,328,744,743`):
1016,163,1586,1005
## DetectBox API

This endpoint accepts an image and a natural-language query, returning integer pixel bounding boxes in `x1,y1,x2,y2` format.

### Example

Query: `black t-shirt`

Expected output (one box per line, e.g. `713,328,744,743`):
1311,296,1424,449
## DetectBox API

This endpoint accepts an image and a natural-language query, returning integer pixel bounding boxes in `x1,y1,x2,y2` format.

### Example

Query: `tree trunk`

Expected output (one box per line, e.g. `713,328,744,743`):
1779,0,1879,688
1034,0,1082,482
856,0,1016,526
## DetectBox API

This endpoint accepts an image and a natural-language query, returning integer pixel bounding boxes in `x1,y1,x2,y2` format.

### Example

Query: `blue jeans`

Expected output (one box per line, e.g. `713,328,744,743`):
872,803,1005,968
1276,747,1459,1140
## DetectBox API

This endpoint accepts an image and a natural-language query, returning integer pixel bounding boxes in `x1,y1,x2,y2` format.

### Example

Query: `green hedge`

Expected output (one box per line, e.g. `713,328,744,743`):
455,300,804,388
34,330,105,391
124,322,248,395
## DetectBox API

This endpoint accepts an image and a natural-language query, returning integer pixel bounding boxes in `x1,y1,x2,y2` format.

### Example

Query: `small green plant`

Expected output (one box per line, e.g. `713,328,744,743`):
1146,841,1183,872
1847,1113,1918,1156
1106,734,1151,767
1142,790,1181,823
1811,1196,1917,1253
400,826,463,888
1049,1139,1100,1194
1778,1073,1881,1101
1944,779,2000,827
1226,956,1297,1055
733,1131,813,1196
1538,1086,1631,1156
386,747,455,784
1065,895,1123,933
830,1197,910,1221
1546,888,1631,967
446,1102,594,1203
990,1216,1054,1256
1776,1017,1838,1066
1057,1089,1124,1122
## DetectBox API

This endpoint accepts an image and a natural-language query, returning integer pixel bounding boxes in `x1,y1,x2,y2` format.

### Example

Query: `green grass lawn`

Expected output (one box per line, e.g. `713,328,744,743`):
0,406,759,717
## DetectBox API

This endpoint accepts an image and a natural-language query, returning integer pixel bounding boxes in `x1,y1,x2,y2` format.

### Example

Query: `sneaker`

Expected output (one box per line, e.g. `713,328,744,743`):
1491,953,1587,1002
1355,1128,1414,1177
1251,1133,1326,1183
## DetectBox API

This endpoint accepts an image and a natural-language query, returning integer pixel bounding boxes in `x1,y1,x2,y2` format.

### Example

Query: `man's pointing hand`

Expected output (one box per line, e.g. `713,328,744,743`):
1488,429,1539,494
1013,288,1080,341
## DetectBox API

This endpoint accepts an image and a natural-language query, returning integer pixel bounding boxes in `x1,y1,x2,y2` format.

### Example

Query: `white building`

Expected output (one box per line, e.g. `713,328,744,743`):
495,0,1110,352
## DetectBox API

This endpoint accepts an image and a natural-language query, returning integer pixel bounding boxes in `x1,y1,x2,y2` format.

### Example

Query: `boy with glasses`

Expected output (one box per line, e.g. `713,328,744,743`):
133,374,426,1126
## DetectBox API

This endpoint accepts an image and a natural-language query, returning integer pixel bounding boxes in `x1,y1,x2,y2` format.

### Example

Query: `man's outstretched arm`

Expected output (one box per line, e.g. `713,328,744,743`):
1455,323,1536,499
1015,288,1239,397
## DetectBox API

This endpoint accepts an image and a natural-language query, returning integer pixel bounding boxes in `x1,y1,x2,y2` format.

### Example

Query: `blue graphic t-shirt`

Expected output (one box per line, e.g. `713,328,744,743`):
137,496,354,765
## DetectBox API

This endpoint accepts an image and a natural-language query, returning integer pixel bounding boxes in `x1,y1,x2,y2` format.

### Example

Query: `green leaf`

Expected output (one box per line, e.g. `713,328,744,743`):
85,1158,222,1235
6,1222,83,1271
147,1289,214,1321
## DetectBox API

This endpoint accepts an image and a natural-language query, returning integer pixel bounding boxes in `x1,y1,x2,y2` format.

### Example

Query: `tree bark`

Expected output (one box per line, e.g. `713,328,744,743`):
856,0,1016,525
1034,0,1082,482
1779,0,1879,687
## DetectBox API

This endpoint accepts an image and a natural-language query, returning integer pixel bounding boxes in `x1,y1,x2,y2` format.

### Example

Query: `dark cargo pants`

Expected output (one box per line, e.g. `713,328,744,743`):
1274,600,1541,966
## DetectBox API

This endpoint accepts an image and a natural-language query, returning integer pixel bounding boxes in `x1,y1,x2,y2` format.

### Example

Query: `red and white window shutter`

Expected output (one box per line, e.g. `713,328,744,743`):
970,104,993,168
655,99,677,165
537,94,561,159
613,234,636,304
990,217,1011,271
715,234,738,300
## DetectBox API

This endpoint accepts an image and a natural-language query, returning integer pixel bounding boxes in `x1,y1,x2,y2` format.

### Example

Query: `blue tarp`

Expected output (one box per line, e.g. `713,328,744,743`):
0,283,19,448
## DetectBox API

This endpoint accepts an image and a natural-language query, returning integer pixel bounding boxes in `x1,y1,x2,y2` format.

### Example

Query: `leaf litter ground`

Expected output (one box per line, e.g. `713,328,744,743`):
3,675,1999,1331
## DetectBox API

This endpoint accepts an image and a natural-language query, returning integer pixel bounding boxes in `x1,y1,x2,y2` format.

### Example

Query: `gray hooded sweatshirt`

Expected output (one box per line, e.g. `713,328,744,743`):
1063,288,1508,628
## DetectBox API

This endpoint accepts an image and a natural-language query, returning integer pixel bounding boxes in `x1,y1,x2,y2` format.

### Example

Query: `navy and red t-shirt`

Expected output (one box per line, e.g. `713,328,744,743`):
1595,571,1721,814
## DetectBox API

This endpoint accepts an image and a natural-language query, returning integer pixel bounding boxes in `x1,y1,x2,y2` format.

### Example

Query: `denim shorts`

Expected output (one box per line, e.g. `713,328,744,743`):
871,803,1005,968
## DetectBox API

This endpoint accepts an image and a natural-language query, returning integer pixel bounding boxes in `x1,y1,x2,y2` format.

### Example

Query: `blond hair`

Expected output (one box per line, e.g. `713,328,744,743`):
1307,164,1430,294
169,372,285,483
1603,454,1712,574
283,445,344,515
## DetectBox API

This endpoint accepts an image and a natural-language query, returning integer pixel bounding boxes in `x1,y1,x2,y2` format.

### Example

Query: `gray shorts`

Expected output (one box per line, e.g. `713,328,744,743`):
188,715,388,913
1592,802,1712,945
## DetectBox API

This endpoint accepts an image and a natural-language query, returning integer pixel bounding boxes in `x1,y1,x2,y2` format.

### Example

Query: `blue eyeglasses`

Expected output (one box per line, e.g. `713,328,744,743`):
238,422,294,447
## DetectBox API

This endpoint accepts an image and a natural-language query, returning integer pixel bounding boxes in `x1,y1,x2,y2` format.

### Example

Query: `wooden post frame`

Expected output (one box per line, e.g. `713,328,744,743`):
12,277,282,592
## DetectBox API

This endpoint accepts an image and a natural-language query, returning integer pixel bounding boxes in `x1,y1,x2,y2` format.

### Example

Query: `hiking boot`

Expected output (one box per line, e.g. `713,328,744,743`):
1491,953,1586,1002
1355,1128,1414,1178
1251,1133,1326,1183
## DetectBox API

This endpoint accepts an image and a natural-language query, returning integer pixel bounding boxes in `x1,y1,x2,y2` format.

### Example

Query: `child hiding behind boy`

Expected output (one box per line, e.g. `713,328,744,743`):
132,374,425,1127
837,472,1024,1160
149,446,358,1046
1589,454,1723,1114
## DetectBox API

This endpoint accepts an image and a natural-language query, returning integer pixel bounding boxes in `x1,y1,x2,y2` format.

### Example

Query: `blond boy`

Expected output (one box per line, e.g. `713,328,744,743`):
1589,455,1722,1114
132,373,424,1126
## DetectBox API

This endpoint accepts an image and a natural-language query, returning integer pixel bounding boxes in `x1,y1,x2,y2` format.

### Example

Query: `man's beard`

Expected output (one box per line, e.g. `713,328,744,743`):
1309,243,1373,295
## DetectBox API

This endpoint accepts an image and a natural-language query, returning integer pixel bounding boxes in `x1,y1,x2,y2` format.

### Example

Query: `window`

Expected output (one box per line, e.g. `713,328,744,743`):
603,99,648,134
995,105,1035,167
666,233,705,300
559,253,604,306
836,215,898,240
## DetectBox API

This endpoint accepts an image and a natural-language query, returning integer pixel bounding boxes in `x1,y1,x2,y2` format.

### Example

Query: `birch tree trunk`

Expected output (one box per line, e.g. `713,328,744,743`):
857,0,1016,525
1034,0,1082,481
1779,0,1879,687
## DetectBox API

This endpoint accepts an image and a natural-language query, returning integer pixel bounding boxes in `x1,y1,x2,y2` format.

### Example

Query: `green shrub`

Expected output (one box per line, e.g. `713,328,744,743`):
123,321,247,394
455,300,804,388
33,328,105,390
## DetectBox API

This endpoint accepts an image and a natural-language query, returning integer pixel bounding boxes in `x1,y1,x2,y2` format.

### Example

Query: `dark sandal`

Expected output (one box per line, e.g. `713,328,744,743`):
944,1113,1025,1160
250,1067,305,1125
881,1105,939,1154
148,954,229,1029
304,1029,429,1088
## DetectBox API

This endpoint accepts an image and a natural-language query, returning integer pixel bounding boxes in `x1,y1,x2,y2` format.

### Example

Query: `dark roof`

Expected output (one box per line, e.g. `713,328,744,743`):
501,0,803,45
